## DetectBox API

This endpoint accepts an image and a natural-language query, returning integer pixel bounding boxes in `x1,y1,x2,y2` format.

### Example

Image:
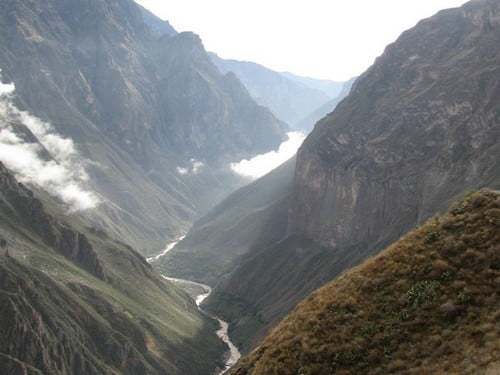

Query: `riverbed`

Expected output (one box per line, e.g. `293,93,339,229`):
149,238,241,374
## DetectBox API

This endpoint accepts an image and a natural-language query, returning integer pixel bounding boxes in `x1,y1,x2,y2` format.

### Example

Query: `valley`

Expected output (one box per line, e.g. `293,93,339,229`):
0,0,499,374
149,237,242,374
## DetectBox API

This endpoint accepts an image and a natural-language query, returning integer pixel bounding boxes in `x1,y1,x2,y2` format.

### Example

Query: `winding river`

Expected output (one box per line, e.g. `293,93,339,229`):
148,238,241,374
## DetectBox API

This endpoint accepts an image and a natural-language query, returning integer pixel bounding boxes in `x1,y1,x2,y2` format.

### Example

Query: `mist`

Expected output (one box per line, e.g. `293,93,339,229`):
0,73,99,211
231,131,306,179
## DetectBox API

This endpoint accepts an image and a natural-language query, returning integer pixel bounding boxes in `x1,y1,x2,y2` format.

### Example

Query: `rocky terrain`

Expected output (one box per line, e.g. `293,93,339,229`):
157,157,296,286
0,161,226,374
0,0,287,255
177,0,500,353
231,189,500,374
1,0,499,373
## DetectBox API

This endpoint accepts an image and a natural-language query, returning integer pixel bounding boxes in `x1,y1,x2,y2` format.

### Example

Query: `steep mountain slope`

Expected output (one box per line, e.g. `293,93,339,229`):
295,76,357,132
156,157,296,286
210,54,341,128
289,0,500,247
0,0,287,255
0,162,225,374
232,189,500,374
204,0,500,353
138,5,177,37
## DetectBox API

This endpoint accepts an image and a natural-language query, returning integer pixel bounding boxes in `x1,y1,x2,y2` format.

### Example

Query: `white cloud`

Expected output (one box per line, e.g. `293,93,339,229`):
0,81,15,96
176,158,204,175
177,166,189,175
230,131,305,179
0,72,99,211
191,158,204,173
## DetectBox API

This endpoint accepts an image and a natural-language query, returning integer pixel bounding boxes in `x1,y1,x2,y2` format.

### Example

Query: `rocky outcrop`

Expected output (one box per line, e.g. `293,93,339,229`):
0,162,106,279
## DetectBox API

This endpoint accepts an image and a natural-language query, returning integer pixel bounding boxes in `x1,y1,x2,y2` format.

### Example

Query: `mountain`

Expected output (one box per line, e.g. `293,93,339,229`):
295,76,357,132
231,189,500,374
188,0,499,353
210,53,343,128
0,162,225,374
156,157,296,286
0,0,287,255
137,5,177,37
280,71,344,98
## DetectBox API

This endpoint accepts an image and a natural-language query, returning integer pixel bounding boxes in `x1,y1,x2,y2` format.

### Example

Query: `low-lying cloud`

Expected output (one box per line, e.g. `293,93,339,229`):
230,131,306,179
0,72,99,211
177,158,205,175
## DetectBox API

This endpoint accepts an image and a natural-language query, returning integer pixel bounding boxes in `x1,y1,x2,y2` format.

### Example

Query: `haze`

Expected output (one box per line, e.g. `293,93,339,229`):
135,0,466,81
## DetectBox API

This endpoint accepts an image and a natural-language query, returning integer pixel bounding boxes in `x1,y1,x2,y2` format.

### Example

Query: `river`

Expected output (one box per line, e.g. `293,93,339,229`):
148,238,241,374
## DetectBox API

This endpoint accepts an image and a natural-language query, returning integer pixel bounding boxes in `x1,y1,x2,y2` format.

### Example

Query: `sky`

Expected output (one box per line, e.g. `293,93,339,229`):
135,0,466,81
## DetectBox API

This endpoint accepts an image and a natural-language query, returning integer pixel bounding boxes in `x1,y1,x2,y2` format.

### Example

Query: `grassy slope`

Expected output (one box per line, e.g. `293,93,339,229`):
0,164,225,374
232,189,500,374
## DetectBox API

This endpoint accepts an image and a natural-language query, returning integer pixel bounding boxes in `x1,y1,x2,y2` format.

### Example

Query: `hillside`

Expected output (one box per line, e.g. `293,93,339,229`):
202,0,500,353
157,157,296,285
0,0,287,255
232,189,500,374
0,162,225,374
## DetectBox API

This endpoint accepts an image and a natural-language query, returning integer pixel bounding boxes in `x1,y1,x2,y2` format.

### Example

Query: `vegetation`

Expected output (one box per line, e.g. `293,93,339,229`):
0,163,225,374
232,189,500,374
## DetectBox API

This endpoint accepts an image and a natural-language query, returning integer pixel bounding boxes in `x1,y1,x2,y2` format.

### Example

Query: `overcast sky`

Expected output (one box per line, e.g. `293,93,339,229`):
135,0,466,81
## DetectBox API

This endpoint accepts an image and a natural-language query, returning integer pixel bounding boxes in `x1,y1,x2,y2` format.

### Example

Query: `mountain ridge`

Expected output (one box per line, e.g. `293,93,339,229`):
198,0,500,353
209,53,343,129
0,0,288,255
231,189,500,374
0,161,226,374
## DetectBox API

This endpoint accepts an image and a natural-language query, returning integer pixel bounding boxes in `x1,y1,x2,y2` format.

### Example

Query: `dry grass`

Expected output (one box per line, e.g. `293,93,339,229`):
232,189,500,374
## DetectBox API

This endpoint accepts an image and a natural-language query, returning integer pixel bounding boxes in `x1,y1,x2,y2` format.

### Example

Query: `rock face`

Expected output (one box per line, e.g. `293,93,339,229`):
0,162,105,279
203,0,500,353
138,4,177,37
289,0,500,249
0,162,226,374
0,0,287,254
232,190,500,374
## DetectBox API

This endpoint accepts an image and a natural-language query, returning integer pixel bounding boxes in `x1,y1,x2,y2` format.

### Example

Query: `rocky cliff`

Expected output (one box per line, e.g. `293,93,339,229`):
0,0,287,254
289,0,500,249
0,162,105,279
203,0,500,353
